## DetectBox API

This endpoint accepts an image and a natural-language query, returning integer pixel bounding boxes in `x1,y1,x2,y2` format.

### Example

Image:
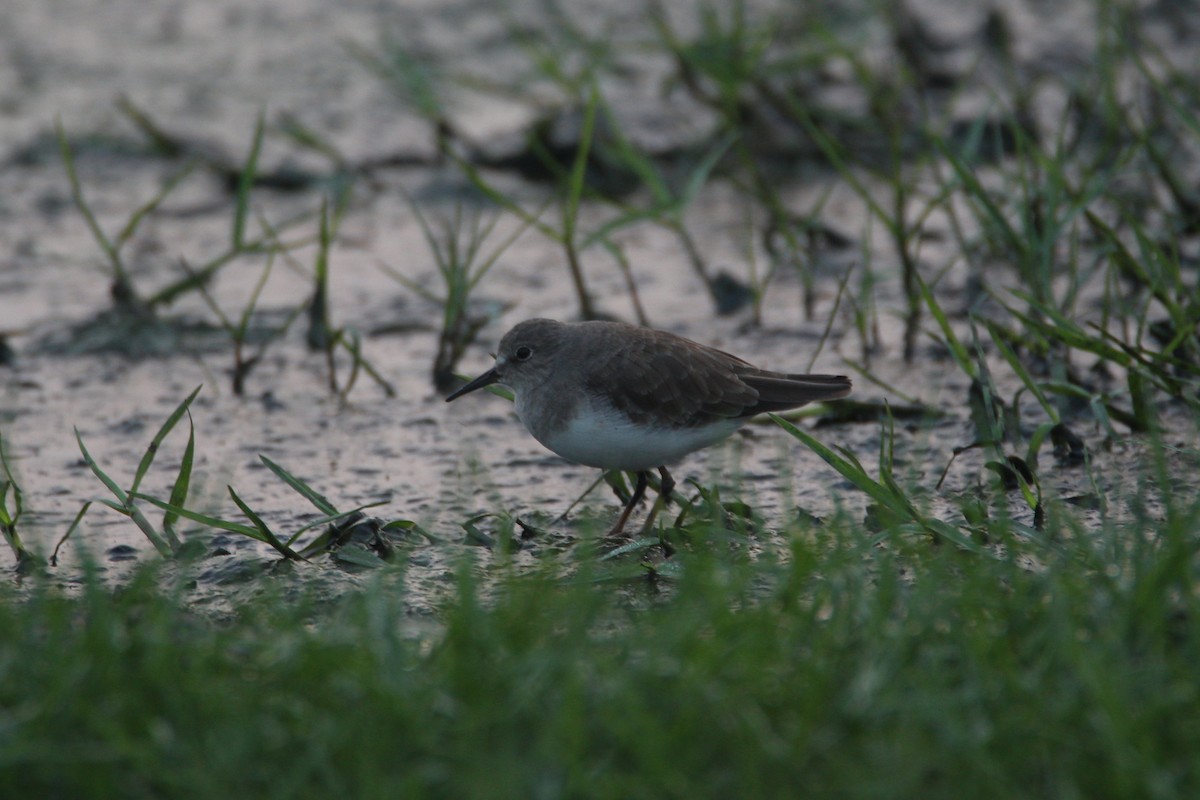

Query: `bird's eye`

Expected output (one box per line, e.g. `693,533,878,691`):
514,345,533,362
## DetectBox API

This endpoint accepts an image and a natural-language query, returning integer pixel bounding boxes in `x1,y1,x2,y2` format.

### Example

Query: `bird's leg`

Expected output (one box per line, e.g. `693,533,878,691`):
608,470,647,538
657,466,676,506
638,466,677,538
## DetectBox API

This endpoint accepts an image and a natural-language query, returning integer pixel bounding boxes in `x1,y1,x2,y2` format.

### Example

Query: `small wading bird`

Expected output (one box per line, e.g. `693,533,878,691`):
446,318,851,536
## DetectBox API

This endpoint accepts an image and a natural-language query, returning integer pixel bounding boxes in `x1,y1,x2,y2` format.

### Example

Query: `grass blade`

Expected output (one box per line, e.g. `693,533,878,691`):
134,493,268,540
227,485,302,559
49,500,97,566
259,455,338,516
126,503,176,557
56,119,123,283
232,110,266,249
769,414,908,519
916,269,974,379
114,160,198,251
0,432,35,569
563,85,599,239
130,385,203,497
983,319,1059,422
75,428,130,506
162,413,196,544
75,430,174,556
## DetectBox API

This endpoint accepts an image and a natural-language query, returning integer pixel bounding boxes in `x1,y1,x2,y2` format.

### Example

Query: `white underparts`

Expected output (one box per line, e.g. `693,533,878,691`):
516,393,743,470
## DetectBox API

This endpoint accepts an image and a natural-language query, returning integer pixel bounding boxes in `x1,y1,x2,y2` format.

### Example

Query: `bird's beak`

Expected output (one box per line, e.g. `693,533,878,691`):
445,367,501,402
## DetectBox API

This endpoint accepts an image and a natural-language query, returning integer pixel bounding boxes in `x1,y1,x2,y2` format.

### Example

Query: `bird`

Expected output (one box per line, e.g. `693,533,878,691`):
446,318,851,536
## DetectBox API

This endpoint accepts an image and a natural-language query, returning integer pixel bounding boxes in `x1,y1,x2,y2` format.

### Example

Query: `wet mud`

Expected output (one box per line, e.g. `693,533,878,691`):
2,0,1197,613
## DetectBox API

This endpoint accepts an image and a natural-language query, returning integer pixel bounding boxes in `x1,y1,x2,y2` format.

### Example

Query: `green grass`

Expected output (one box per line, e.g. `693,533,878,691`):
2,487,1198,798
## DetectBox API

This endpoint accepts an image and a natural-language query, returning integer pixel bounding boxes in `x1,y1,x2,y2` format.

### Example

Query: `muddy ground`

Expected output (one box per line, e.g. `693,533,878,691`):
1,0,1196,613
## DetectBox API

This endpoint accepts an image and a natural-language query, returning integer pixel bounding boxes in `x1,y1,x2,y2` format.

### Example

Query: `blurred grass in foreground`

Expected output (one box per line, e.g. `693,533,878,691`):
1,481,1197,798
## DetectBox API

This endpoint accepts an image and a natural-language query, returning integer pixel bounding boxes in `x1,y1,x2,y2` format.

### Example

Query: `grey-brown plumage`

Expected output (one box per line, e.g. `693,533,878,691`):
585,322,852,424
446,318,851,535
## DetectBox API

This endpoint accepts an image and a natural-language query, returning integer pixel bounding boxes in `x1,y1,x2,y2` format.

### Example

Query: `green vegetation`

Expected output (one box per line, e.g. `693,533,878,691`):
3,486,1198,797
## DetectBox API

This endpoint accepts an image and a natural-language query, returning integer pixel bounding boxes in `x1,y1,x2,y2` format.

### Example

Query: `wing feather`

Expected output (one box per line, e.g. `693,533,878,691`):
585,326,849,427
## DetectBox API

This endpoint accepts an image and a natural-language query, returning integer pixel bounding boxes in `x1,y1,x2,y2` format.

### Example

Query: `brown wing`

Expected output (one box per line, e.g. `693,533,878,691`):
586,327,849,427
